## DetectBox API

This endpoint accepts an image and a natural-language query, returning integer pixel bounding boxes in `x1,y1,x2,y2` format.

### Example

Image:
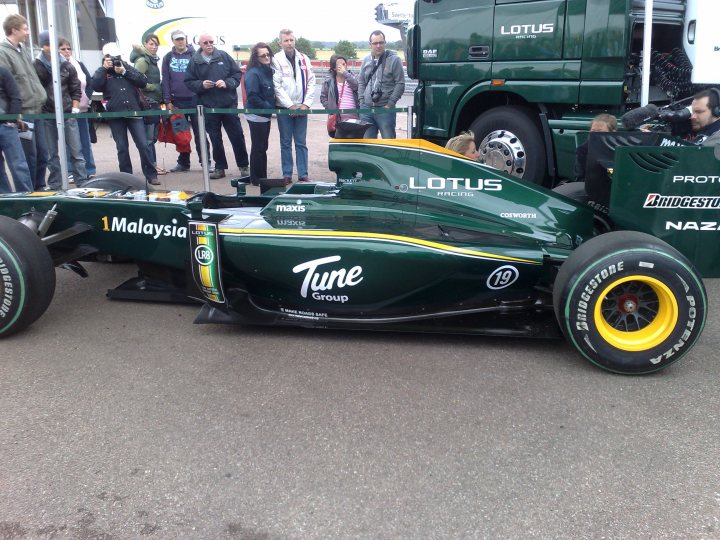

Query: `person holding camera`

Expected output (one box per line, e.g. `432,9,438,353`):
689,89,720,147
92,45,159,185
320,54,359,138
358,30,404,139
272,28,315,183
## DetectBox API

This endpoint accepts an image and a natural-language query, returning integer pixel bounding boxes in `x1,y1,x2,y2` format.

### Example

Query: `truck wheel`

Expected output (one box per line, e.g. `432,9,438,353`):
553,231,707,374
470,106,546,184
82,172,155,192
0,216,56,337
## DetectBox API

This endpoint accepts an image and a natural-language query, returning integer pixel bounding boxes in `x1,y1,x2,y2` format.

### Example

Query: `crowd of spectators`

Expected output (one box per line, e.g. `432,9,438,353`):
0,16,411,192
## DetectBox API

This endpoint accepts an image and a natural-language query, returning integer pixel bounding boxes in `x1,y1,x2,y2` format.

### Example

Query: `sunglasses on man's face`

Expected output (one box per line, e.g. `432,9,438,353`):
201,40,214,45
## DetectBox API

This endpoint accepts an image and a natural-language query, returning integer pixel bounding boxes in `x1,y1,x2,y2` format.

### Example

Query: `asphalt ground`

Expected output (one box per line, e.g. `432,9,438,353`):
1,106,719,538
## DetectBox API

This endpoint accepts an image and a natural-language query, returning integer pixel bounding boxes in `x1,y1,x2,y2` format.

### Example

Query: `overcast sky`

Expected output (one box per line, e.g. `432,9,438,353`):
236,0,414,43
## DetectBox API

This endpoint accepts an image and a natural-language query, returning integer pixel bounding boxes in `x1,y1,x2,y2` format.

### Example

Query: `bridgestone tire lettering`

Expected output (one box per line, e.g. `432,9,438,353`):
0,216,56,337
553,231,707,374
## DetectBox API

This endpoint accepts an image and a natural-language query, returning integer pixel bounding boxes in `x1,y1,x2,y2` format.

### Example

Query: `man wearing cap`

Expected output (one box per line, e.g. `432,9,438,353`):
34,30,88,190
161,29,210,172
184,32,249,179
0,14,48,189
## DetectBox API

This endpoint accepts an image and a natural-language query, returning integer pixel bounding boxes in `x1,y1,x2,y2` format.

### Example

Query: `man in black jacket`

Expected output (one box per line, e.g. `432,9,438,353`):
184,33,249,179
0,65,32,192
92,49,159,184
34,30,88,189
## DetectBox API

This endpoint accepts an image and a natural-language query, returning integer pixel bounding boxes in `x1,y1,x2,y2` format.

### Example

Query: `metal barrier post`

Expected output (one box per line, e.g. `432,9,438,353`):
197,105,210,191
406,105,413,138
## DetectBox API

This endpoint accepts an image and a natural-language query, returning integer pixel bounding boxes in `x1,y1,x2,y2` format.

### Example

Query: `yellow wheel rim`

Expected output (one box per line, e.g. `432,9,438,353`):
594,275,679,352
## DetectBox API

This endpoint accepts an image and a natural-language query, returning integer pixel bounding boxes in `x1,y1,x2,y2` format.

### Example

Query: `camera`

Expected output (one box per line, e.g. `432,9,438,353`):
371,89,383,103
658,107,692,123
111,55,123,68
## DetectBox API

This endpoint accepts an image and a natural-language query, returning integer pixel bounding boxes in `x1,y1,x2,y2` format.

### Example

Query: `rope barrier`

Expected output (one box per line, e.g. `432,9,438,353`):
0,106,408,122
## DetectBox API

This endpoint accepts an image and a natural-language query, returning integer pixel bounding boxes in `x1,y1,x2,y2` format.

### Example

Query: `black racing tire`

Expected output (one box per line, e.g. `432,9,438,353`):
82,172,156,192
470,106,547,185
553,231,707,374
0,216,56,337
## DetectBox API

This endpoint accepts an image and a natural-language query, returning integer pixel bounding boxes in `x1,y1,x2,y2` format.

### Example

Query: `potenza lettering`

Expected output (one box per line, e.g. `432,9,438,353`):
293,255,363,303
575,262,624,331
650,291,697,365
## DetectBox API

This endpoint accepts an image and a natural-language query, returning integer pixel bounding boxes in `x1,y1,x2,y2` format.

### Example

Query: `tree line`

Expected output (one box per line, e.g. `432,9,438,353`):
233,38,404,60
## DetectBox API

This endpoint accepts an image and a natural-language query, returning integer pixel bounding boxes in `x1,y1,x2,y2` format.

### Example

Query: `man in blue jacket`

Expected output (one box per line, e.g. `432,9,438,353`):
161,29,210,173
184,33,249,180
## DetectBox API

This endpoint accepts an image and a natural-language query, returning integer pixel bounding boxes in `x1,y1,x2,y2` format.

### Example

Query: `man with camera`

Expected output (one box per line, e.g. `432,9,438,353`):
358,30,405,139
92,45,159,185
689,89,720,147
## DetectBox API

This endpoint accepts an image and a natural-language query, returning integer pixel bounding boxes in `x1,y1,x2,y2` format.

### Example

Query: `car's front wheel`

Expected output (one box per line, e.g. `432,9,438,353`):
553,231,707,374
0,216,56,337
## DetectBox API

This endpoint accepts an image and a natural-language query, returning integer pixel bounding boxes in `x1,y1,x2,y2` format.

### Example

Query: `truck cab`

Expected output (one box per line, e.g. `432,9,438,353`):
407,0,719,184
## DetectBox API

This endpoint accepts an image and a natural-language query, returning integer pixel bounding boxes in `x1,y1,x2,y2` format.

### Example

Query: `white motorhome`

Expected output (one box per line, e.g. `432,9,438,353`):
4,0,240,71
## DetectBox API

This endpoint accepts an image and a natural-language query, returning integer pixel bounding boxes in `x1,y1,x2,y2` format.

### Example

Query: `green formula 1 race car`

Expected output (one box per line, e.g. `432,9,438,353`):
0,137,714,374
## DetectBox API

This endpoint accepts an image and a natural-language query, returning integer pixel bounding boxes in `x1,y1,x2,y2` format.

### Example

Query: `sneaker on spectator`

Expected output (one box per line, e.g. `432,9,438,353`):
298,176,311,183
210,169,226,179
170,163,190,172
239,166,250,177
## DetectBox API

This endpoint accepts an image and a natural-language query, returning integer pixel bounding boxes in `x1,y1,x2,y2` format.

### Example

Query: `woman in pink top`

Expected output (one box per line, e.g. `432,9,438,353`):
320,54,359,137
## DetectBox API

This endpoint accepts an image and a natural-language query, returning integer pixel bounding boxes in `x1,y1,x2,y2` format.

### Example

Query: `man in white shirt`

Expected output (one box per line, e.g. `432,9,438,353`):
272,29,315,183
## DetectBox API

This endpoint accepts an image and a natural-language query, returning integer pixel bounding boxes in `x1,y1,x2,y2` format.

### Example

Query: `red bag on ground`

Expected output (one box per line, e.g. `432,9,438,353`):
169,113,191,154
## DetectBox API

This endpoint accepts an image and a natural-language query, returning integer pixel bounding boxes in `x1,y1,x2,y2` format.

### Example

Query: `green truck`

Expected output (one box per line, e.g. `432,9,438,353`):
406,0,718,184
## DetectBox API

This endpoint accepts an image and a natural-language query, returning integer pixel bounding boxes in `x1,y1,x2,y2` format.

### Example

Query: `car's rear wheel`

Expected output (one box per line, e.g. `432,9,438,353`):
0,216,56,337
82,172,155,192
553,231,707,374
